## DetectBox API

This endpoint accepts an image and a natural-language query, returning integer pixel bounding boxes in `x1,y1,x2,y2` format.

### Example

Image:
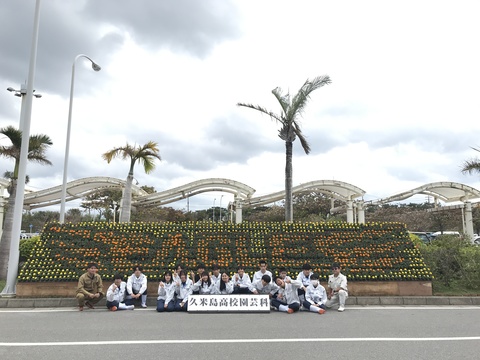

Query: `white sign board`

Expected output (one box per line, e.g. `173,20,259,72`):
188,294,270,312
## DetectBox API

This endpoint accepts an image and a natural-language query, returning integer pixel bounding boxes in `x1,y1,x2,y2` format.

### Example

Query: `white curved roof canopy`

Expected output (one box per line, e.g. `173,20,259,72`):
132,178,256,208
245,180,366,208
371,182,480,205
23,177,147,210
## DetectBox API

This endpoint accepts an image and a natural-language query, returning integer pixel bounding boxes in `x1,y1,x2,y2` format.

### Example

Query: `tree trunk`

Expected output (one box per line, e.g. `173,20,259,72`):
285,141,293,222
119,174,133,222
0,180,17,280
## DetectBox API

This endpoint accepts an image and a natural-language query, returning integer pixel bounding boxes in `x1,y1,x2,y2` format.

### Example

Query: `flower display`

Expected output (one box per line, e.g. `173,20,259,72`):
18,221,433,282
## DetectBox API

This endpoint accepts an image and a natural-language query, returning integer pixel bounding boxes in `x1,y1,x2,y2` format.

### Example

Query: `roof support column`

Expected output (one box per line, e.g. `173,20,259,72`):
464,201,474,243
346,199,354,223
356,200,365,224
235,200,243,224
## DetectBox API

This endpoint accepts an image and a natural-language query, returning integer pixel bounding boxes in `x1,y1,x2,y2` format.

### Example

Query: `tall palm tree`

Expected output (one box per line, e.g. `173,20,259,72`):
0,126,52,280
102,141,161,222
237,76,331,222
462,147,480,175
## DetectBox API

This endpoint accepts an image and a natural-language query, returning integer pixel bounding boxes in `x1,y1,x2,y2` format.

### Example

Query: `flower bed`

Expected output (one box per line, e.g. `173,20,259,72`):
18,221,433,283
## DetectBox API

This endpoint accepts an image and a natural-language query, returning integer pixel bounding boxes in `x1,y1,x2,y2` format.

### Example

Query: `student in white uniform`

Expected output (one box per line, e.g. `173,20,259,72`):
192,271,215,295
251,274,279,297
125,266,148,308
297,263,313,303
232,265,252,294
213,273,234,295
271,277,302,313
190,263,206,295
157,271,175,312
106,273,134,311
252,260,273,285
210,264,221,286
173,263,184,283
325,262,348,312
303,273,326,314
174,270,193,311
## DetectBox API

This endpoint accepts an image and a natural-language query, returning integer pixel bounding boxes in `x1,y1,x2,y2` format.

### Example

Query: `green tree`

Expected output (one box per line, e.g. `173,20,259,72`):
461,147,480,175
237,76,331,222
0,126,52,280
81,188,122,222
102,141,161,222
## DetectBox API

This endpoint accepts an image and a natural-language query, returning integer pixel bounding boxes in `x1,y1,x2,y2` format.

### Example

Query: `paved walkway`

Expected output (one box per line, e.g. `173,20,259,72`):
1,296,479,308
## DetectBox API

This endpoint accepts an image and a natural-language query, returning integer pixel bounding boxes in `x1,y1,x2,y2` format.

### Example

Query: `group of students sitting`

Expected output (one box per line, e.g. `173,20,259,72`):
103,260,348,314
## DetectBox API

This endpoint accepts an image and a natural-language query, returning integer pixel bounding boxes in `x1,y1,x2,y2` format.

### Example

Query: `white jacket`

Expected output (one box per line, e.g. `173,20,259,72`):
305,283,327,305
175,279,193,301
212,280,234,295
252,270,273,285
192,280,215,295
106,281,127,303
251,281,279,295
127,273,147,294
297,272,313,288
279,280,302,305
157,281,176,303
328,273,348,293
232,273,252,289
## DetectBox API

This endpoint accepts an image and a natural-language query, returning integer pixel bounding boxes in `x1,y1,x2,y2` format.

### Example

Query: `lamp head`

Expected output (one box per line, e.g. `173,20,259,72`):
92,63,101,72
6,87,15,92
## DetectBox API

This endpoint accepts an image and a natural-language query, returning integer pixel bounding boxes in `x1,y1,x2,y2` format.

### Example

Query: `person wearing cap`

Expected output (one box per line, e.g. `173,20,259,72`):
76,262,104,311
325,262,348,312
126,265,148,308
303,273,327,314
252,260,273,285
296,263,313,303
271,277,302,313
106,273,134,311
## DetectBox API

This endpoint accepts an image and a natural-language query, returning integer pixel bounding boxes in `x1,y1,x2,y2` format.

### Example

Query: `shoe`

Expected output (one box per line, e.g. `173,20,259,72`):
318,308,326,315
338,306,345,312
287,308,294,314
79,306,84,311
127,305,135,310
85,301,95,309
141,303,147,308
110,306,117,312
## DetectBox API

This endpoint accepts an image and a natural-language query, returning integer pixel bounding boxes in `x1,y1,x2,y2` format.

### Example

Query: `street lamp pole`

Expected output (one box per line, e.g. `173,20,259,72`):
219,195,224,222
1,0,42,296
213,198,216,222
59,54,101,223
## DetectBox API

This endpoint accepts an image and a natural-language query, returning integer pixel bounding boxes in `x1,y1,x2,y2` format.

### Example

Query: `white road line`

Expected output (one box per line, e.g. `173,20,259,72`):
1,337,480,347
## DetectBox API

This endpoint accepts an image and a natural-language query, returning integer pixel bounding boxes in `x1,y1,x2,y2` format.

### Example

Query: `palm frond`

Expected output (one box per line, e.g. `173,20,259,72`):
461,159,480,175
287,75,332,120
272,87,290,115
237,102,283,123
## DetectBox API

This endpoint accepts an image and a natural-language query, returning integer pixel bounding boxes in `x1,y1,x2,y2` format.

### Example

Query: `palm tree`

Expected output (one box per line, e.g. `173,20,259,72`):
102,141,161,222
237,76,331,222
462,147,480,175
0,126,52,280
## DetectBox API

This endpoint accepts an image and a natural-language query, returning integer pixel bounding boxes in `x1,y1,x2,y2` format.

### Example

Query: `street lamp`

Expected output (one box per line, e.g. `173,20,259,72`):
213,198,216,222
7,84,42,131
219,195,224,222
59,54,101,223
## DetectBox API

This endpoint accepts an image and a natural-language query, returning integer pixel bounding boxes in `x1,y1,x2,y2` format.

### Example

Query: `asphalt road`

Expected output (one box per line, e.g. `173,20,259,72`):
1,306,479,360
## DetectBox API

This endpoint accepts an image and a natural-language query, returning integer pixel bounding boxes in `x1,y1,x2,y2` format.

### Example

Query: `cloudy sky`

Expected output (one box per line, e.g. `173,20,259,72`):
1,0,480,213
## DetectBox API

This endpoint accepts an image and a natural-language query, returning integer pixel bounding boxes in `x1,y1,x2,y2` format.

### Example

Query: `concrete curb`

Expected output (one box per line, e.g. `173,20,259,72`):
1,296,479,309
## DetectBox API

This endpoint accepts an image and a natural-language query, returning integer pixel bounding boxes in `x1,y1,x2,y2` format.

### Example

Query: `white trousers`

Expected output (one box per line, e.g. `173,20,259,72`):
325,290,348,308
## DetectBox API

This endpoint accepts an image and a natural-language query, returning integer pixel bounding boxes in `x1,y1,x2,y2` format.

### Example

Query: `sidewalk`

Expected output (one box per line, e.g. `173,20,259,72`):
1,296,479,308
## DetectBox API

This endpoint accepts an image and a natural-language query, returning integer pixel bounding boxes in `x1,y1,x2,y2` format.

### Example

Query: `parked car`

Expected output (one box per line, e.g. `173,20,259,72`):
409,231,434,244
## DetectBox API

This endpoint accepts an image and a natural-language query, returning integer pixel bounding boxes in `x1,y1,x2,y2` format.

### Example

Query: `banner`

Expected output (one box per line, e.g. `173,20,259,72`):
188,294,270,312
